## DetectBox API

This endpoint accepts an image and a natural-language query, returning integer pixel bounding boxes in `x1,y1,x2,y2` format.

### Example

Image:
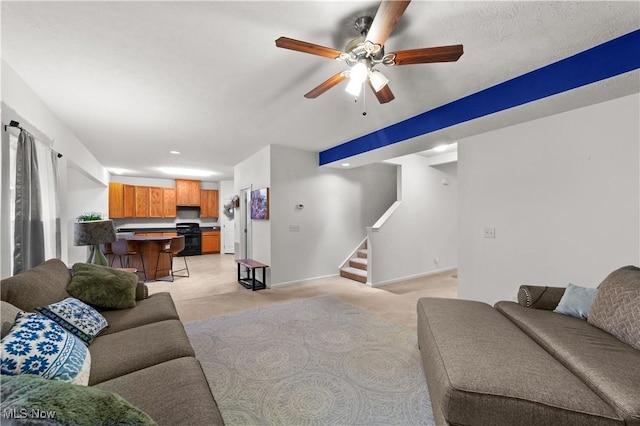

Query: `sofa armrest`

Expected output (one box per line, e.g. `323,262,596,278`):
135,282,149,301
517,285,566,310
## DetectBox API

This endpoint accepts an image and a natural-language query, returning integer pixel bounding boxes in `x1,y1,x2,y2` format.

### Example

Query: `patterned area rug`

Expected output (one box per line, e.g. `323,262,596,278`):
184,296,435,425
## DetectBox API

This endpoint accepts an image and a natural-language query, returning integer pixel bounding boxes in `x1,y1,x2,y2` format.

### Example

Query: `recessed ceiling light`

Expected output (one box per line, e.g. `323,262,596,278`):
108,168,126,175
433,144,449,152
158,167,215,177
342,163,351,167
169,150,181,155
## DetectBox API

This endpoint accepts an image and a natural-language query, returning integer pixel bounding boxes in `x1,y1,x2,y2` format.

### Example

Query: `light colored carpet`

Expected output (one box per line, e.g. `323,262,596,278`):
185,296,435,426
148,254,457,331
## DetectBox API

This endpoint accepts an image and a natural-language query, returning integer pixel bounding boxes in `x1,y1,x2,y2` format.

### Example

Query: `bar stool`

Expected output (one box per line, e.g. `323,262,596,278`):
111,238,147,281
155,236,189,282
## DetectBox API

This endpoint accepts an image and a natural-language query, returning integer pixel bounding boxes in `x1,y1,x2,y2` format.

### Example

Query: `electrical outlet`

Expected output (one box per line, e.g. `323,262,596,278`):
289,224,300,232
483,227,495,238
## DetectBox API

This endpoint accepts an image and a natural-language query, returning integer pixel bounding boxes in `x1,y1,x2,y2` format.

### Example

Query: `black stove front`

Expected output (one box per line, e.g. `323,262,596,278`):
176,223,201,256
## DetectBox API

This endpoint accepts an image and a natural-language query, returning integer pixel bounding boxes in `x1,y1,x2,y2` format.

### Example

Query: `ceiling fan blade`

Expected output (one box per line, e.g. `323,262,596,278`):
275,37,343,60
368,81,395,104
366,0,411,48
304,71,349,98
386,44,464,66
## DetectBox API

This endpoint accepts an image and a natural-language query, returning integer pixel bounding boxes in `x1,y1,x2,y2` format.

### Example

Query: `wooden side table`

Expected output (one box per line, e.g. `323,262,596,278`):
235,259,268,291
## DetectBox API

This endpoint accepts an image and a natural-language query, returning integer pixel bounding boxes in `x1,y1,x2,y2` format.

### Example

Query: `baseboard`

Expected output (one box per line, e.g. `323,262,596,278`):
367,266,457,288
270,273,340,288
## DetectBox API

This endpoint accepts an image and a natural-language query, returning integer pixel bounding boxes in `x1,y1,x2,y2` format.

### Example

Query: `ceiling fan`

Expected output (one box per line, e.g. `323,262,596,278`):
275,0,463,104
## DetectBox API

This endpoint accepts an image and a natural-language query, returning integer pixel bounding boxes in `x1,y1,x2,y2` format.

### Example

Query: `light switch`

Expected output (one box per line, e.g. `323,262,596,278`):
289,224,300,232
483,227,495,238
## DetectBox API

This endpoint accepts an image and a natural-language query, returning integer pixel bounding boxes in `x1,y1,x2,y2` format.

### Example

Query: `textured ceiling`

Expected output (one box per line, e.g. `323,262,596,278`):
2,1,639,180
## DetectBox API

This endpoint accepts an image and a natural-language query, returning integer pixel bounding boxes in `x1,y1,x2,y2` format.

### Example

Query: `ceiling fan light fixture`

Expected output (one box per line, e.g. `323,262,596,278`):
369,69,389,92
350,62,368,84
345,78,363,97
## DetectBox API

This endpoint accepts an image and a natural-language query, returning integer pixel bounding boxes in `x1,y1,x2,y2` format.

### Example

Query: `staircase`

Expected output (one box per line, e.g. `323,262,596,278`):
340,240,368,283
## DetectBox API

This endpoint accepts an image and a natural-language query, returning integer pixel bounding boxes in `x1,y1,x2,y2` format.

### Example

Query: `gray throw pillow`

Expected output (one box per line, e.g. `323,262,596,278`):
553,283,598,319
67,263,138,310
1,301,21,339
588,265,640,350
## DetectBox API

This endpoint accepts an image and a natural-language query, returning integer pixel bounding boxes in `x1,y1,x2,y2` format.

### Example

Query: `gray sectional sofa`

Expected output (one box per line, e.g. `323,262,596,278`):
1,258,224,425
417,266,640,426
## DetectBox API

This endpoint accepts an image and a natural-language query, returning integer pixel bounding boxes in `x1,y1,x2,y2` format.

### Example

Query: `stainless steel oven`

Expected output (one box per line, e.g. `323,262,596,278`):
176,223,201,256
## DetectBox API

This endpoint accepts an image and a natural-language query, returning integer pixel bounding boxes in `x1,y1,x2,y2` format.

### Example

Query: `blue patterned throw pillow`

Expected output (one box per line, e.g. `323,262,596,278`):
37,297,108,344
0,312,91,385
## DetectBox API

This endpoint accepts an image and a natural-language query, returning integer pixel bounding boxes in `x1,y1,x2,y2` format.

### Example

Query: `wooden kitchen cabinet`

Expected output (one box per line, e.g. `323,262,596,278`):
110,183,176,219
163,188,176,217
200,189,219,218
176,179,201,206
109,182,124,218
135,186,150,218
149,187,164,218
109,182,135,218
201,230,220,254
123,185,135,217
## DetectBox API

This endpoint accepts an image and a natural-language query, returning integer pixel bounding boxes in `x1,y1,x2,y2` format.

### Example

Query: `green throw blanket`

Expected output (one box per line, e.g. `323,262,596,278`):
0,374,156,425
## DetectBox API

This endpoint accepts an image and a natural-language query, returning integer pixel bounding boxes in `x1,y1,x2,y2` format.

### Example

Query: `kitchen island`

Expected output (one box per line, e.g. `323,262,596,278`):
107,235,183,281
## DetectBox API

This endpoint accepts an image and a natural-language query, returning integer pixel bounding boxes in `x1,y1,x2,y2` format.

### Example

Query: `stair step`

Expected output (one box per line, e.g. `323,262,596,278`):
340,267,367,283
349,257,367,271
357,249,368,259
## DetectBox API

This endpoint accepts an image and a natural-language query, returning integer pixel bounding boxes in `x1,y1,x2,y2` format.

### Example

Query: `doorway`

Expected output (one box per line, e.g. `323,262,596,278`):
239,186,252,261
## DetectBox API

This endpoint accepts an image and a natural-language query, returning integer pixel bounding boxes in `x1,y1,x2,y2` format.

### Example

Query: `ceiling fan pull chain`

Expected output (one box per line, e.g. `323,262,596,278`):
362,82,367,116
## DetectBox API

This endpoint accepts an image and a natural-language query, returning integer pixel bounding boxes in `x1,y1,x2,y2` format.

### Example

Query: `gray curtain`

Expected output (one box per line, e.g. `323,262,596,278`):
51,149,62,259
13,130,45,274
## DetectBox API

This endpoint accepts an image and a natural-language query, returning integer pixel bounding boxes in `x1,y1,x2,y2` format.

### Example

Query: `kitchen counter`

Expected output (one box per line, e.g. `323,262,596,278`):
108,235,181,281
117,226,220,232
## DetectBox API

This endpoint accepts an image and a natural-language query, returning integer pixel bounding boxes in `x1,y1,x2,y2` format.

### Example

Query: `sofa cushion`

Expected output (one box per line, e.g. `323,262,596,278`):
98,292,180,335
68,263,138,310
95,357,224,425
1,259,71,312
588,265,640,350
37,297,108,344
1,312,91,385
1,374,156,425
553,283,598,319
496,300,640,425
1,301,21,339
87,319,195,385
417,298,623,426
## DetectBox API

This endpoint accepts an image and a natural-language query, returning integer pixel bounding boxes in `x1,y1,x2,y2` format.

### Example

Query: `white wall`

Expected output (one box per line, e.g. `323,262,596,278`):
234,145,271,273
219,180,235,254
458,93,640,304
368,154,458,285
1,61,110,273
110,175,219,190
270,145,397,286
67,167,110,265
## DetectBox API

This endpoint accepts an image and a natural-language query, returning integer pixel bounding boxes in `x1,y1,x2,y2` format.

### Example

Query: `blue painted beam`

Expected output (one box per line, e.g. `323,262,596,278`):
319,29,640,166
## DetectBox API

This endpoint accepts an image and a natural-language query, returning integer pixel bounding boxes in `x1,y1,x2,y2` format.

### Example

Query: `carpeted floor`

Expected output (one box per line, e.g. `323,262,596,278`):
185,296,435,426
148,254,457,331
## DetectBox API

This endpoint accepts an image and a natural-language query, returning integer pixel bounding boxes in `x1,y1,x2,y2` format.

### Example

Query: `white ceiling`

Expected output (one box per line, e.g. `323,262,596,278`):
2,1,639,181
